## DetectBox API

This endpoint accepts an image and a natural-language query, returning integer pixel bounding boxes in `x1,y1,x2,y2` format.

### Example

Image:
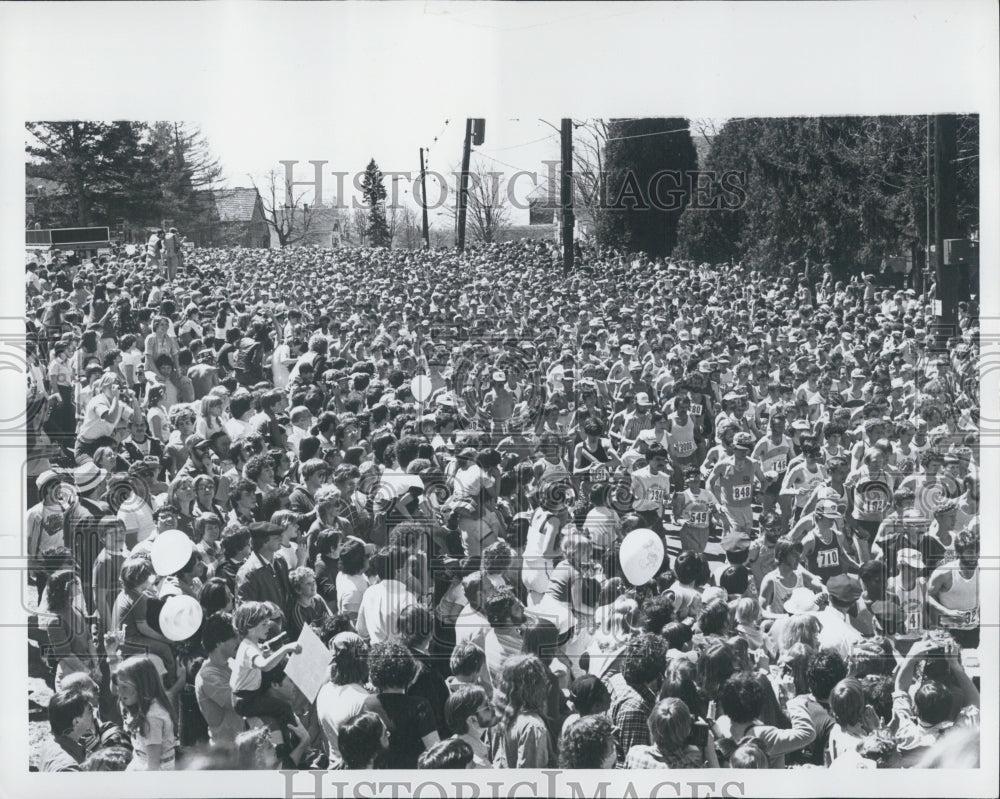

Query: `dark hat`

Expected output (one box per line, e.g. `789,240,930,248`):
248,521,283,538
827,574,864,604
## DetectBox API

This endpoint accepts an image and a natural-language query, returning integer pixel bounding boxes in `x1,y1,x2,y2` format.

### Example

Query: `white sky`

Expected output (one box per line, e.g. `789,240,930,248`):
199,115,568,225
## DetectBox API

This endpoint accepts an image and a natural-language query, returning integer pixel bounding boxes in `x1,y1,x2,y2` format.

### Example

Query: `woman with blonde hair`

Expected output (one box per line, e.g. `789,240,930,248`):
92,445,118,473
115,655,180,771
777,613,823,657
533,531,600,667
165,474,198,538
196,395,226,440
734,596,766,651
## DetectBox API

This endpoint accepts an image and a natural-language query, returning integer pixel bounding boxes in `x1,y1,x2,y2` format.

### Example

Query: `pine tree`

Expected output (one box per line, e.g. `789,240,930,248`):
360,158,391,247
26,122,160,225
597,118,698,256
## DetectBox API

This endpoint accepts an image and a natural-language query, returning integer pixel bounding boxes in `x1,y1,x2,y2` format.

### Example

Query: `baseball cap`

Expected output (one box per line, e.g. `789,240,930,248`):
733,432,755,451
815,499,843,519
635,392,652,407
851,368,866,379
896,548,925,570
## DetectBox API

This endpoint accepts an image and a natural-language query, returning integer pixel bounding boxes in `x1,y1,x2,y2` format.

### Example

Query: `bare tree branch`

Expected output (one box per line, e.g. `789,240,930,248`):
251,169,314,247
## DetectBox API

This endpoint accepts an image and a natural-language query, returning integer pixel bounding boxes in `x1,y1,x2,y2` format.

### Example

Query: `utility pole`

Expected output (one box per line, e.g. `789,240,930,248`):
561,118,575,273
932,113,959,351
920,115,931,296
456,118,473,251
419,147,430,248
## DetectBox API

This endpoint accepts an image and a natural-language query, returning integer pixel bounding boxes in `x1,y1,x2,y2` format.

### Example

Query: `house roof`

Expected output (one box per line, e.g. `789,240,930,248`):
26,176,66,195
207,187,261,223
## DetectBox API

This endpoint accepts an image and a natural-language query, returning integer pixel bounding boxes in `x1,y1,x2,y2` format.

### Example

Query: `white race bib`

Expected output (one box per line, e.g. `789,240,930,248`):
732,483,752,502
676,439,695,456
816,548,840,569
687,510,710,527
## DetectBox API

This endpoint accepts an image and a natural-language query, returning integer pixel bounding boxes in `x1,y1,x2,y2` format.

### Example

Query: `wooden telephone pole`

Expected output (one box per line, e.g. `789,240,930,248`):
561,118,575,273
932,113,959,350
456,119,473,251
419,147,430,248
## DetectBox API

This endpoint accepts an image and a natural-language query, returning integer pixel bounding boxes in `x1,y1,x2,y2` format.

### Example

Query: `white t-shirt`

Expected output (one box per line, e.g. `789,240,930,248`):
272,343,292,389
121,349,144,384
117,497,156,544
336,572,370,618
78,393,121,441
355,579,417,644
316,682,374,764
631,466,671,514
229,638,263,692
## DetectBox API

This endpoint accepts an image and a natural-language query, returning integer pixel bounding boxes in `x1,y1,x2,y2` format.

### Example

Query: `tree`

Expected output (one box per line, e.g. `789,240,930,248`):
467,164,511,244
360,159,391,247
148,122,223,232
26,122,161,226
445,162,511,245
252,169,314,247
395,206,422,249
571,118,610,238
597,118,698,256
349,207,368,246
673,115,979,276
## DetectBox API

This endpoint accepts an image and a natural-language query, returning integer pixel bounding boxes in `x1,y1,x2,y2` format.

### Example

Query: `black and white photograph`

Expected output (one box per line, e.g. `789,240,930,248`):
1,3,997,798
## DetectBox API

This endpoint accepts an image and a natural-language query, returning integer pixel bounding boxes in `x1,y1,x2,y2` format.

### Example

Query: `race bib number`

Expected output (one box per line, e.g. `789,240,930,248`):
687,510,710,527
648,488,667,503
689,403,703,417
941,608,979,628
676,439,695,456
903,601,923,633
769,456,788,473
864,499,888,514
732,484,752,502
816,548,840,570
590,467,609,483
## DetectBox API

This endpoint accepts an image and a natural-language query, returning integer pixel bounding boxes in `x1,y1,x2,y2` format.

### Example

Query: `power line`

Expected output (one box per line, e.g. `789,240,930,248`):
605,125,692,142
477,132,559,153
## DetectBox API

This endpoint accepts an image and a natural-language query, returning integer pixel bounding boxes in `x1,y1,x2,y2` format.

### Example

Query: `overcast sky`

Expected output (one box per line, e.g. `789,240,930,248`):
200,115,570,225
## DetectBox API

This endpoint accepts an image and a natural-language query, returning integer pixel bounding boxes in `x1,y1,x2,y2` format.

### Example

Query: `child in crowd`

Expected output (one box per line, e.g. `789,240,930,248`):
229,601,302,733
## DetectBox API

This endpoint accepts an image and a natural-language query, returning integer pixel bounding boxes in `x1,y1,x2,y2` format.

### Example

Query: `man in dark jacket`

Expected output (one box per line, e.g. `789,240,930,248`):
235,521,292,615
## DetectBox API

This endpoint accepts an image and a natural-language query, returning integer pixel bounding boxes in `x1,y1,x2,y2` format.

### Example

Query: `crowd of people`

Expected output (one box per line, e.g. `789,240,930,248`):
24,236,981,772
